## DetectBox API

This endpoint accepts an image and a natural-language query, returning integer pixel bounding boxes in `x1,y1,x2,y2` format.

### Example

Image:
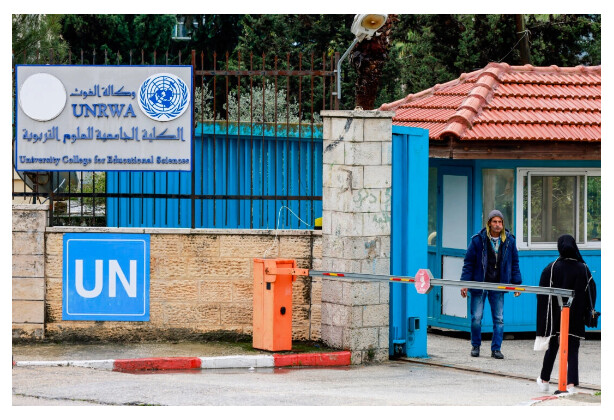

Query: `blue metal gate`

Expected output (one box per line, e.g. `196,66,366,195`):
106,122,323,229
390,126,429,357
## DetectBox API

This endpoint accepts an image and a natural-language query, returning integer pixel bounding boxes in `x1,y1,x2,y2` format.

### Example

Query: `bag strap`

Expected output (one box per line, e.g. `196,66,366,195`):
546,258,558,336
584,263,595,310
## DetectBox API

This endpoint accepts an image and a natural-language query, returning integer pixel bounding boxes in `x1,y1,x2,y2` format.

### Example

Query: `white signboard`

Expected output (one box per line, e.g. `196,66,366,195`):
15,65,192,171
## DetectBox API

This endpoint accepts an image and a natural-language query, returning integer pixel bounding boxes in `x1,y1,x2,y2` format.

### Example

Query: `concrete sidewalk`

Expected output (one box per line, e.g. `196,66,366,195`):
12,331,601,395
412,330,601,392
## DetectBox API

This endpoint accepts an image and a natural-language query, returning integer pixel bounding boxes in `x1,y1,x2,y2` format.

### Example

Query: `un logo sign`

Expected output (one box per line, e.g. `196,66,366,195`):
138,73,190,122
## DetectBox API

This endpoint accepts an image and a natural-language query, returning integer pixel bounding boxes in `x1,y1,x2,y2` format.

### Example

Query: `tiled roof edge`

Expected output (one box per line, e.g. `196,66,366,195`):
381,62,601,113
379,67,484,111
384,62,601,140
505,63,601,75
439,63,509,138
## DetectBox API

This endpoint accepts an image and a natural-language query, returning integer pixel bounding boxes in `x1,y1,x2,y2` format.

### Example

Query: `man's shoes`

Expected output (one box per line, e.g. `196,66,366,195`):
536,377,549,392
566,385,578,394
471,346,480,357
491,350,504,359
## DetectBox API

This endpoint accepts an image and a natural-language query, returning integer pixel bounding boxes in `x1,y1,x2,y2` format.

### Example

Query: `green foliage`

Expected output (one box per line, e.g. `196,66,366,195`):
195,81,321,124
587,176,601,241
69,172,106,209
194,84,215,121
526,14,601,66
13,13,602,107
12,14,70,63
58,14,176,64
235,14,354,58
522,174,601,243
378,14,600,106
233,14,358,109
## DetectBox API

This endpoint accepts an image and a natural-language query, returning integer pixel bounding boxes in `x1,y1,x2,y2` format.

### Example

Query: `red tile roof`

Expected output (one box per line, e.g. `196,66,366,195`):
379,62,601,142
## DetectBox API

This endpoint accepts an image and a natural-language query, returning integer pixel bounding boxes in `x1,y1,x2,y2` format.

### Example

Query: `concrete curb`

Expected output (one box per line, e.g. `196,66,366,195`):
13,351,352,372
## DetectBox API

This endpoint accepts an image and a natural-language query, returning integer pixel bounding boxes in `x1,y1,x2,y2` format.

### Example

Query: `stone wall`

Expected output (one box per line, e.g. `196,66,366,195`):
13,216,323,342
320,110,394,364
12,204,48,340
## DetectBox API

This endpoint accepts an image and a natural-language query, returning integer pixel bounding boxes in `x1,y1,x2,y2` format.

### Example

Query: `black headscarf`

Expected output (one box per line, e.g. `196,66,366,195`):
557,234,584,263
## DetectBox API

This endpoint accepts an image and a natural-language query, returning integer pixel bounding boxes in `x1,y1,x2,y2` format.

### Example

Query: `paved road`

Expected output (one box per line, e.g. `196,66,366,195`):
9,362,595,406
11,332,602,407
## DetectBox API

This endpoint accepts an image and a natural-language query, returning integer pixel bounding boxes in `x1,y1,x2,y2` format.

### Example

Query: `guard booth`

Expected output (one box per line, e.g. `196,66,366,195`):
382,63,602,334
387,124,601,361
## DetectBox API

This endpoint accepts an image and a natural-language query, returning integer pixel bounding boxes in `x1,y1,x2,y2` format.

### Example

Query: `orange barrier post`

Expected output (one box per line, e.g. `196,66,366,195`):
252,259,297,351
556,305,570,393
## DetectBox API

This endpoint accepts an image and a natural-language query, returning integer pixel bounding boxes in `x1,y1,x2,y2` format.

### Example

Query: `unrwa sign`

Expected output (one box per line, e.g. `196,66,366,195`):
15,65,192,171
63,233,150,321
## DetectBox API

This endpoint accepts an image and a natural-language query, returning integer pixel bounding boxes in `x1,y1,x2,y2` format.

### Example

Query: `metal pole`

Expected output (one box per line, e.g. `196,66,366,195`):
334,38,359,101
556,304,571,394
333,52,340,110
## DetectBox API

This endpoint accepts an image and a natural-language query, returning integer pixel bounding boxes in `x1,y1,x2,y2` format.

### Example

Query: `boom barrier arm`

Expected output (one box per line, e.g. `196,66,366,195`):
289,269,575,301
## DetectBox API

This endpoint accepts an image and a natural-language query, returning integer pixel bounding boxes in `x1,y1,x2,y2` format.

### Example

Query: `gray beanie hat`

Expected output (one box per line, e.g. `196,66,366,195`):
488,209,504,222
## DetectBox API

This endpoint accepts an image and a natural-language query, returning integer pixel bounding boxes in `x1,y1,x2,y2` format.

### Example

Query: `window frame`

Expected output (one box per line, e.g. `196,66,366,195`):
515,167,601,250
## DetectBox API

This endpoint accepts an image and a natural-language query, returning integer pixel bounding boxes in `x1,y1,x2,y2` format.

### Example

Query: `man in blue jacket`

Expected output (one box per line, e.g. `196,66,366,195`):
460,210,522,359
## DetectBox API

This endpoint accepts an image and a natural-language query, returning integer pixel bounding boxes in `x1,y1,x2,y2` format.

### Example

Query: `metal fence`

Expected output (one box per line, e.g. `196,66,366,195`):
12,48,339,228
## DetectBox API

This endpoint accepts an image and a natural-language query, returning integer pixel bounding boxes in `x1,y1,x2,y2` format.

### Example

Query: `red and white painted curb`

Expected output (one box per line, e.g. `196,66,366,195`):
13,351,351,372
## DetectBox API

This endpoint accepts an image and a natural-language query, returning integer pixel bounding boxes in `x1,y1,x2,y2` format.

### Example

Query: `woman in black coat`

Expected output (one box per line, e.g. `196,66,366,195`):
535,234,597,393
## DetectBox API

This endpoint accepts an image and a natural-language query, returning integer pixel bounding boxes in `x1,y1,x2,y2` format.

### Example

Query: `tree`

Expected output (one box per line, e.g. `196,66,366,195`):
194,82,321,124
12,14,69,63
13,13,601,108
377,14,600,108
526,14,601,66
169,15,244,68
59,14,175,64
233,15,358,109
234,14,354,58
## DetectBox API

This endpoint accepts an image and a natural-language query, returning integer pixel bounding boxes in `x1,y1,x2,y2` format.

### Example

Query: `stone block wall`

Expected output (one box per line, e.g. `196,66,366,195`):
320,110,394,364
13,219,322,342
12,204,48,340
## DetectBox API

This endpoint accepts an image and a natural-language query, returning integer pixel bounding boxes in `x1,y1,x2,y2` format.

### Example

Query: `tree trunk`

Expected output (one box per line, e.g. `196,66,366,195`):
515,14,531,65
351,15,397,110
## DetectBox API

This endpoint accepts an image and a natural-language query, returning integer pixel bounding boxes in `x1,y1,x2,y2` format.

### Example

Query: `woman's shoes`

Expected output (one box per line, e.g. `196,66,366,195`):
536,378,578,394
536,377,549,392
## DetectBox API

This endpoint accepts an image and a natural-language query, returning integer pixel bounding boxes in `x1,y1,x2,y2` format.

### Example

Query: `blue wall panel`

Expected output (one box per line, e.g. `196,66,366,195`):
107,122,322,229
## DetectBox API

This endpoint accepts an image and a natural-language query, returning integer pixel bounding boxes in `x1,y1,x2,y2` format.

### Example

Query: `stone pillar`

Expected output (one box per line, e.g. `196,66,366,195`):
12,204,49,340
319,110,394,364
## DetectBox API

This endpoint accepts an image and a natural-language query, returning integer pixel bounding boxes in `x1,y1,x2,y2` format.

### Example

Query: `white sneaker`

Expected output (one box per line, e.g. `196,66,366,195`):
536,377,549,392
566,385,577,394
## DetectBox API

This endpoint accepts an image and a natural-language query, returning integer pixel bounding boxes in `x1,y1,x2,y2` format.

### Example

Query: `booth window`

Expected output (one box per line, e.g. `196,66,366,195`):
482,169,514,233
427,167,437,246
517,168,600,248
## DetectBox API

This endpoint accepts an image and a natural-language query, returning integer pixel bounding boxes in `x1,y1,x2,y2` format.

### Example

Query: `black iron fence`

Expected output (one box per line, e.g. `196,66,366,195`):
12,48,339,228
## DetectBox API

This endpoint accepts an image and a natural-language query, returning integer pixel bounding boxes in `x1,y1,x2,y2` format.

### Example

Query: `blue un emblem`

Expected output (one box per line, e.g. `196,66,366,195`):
138,73,190,122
